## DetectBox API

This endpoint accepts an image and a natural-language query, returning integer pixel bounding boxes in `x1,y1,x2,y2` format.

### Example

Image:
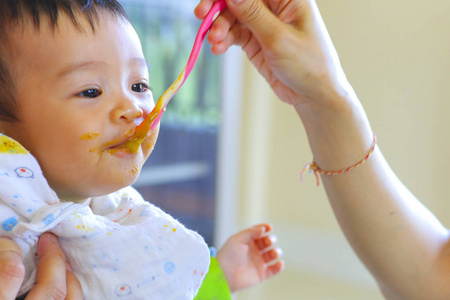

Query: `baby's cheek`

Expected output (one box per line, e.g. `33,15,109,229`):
142,125,160,157
129,165,140,175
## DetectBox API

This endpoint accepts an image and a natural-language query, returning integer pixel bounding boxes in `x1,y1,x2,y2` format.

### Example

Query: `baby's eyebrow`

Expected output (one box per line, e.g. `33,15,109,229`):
56,58,149,78
130,57,150,71
57,61,108,78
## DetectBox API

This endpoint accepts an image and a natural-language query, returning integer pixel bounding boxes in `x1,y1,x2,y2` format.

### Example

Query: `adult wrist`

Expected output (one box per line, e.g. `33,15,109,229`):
294,84,374,172
293,76,358,116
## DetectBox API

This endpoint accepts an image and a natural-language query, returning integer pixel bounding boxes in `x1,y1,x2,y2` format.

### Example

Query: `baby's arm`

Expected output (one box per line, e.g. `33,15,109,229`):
196,0,450,298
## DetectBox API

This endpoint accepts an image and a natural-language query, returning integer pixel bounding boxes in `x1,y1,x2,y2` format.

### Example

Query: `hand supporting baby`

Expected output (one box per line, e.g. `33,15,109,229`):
0,233,82,300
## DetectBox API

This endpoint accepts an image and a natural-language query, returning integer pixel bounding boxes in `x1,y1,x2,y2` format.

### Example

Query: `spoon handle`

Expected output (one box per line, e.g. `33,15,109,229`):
123,0,227,153
149,0,227,130
185,0,227,79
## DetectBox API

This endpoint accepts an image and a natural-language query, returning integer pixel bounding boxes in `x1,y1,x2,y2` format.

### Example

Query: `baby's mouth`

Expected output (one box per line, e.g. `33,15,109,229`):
104,129,136,152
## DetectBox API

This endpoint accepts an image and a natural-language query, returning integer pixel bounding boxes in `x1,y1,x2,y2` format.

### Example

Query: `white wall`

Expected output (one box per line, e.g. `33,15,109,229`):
228,0,450,299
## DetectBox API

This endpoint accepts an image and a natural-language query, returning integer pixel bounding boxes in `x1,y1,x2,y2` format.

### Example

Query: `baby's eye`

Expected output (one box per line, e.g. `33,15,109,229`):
131,83,149,93
78,89,102,98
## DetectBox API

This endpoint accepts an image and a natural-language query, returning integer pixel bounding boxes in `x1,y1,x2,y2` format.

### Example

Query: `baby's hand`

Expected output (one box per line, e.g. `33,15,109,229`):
216,223,284,292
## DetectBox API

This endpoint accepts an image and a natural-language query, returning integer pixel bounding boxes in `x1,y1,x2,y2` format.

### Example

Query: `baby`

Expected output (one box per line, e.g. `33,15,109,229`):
0,0,282,299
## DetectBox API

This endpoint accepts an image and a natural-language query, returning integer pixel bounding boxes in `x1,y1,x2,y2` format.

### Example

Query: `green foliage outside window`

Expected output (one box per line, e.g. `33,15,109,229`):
123,0,222,129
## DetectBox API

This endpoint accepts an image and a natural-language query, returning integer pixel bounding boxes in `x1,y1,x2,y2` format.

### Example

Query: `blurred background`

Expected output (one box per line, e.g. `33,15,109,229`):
122,0,450,299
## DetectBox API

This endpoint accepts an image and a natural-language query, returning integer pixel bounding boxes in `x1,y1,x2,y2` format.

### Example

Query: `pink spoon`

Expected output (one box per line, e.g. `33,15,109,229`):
123,0,227,153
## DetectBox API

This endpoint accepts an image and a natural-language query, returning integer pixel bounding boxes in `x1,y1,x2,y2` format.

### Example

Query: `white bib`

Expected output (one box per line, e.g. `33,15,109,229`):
0,134,210,299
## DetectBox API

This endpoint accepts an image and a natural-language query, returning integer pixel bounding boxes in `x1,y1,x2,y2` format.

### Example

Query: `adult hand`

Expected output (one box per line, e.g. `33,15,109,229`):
195,0,349,107
0,236,25,300
0,233,83,300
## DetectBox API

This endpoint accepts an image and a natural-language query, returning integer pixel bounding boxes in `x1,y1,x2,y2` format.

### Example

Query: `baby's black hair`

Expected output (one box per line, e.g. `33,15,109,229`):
0,0,129,122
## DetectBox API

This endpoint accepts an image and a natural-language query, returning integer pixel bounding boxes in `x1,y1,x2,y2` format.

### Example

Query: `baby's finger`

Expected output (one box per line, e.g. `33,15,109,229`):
0,237,25,300
266,259,285,278
255,234,277,251
262,247,282,264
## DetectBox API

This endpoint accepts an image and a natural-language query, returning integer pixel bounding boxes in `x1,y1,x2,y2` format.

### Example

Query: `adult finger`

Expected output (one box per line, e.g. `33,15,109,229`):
224,0,283,45
64,262,83,300
26,233,68,300
207,9,237,44
194,0,216,19
209,14,246,54
0,237,25,300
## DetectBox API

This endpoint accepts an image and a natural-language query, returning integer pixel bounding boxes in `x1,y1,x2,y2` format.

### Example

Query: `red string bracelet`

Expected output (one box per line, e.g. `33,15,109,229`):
300,134,377,186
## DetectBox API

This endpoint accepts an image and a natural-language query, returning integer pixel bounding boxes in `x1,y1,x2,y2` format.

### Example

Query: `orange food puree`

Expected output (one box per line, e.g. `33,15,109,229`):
80,132,100,140
121,95,165,153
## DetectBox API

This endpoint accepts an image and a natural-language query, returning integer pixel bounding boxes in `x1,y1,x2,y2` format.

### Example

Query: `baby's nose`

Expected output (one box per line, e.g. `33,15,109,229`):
121,108,143,122
111,100,144,123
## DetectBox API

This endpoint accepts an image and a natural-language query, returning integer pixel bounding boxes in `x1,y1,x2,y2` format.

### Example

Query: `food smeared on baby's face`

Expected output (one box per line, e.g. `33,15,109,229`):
130,165,139,175
81,129,140,154
103,129,136,154
80,132,101,140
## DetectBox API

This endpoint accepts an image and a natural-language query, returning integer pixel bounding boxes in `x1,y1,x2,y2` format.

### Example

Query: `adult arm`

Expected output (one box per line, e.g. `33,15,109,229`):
196,0,450,298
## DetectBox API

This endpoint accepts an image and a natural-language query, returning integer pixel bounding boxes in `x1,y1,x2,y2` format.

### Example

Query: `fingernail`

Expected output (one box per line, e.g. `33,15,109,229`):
275,247,283,257
37,233,59,257
269,235,278,244
42,233,59,245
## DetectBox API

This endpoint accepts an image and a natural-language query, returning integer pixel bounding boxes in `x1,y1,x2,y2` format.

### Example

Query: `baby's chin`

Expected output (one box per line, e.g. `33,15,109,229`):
54,174,140,203
56,188,113,203
57,189,118,203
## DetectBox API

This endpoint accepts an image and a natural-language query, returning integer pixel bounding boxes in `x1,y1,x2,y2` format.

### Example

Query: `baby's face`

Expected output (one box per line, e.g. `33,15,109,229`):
2,13,158,201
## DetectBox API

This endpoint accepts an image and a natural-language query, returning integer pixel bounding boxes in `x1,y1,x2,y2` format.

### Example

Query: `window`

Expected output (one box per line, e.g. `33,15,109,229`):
122,0,222,246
